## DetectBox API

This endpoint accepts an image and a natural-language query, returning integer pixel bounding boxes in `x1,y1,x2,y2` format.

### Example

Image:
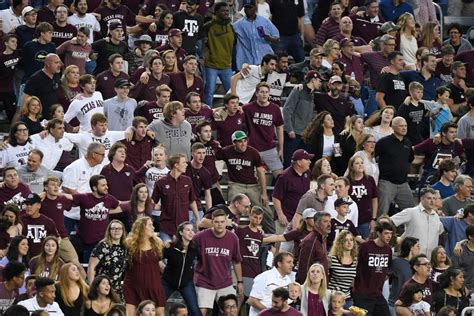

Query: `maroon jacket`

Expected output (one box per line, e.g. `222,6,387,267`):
296,228,328,284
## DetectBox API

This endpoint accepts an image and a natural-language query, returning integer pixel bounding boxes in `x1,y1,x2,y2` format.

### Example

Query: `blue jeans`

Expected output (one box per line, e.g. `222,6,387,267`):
283,132,302,169
358,222,370,239
204,67,232,107
162,278,201,316
85,60,96,75
272,33,305,63
17,83,25,108
64,217,79,235
367,87,379,117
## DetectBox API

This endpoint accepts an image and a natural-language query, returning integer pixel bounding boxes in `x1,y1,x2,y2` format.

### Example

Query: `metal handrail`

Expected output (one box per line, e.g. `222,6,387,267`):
461,306,474,316
433,2,444,39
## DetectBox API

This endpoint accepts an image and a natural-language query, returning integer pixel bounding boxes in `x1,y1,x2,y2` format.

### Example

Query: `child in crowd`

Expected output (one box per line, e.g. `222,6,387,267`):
400,283,431,316
288,282,301,310
327,198,363,248
329,291,352,316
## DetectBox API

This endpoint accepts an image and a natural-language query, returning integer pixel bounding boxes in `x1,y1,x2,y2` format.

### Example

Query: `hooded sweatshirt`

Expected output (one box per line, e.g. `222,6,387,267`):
148,118,192,160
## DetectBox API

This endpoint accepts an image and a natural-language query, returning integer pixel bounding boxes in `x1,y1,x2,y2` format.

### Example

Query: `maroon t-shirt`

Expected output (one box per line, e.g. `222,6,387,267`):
21,214,59,258
202,139,221,185
141,101,164,123
0,50,20,93
212,112,245,147
51,23,78,47
414,139,463,165
185,105,213,134
272,167,310,221
349,176,378,225
399,278,434,305
283,229,309,259
100,163,144,201
183,162,212,209
236,226,263,278
193,229,242,289
129,73,170,102
353,240,392,297
40,196,73,238
0,282,18,313
215,145,263,185
123,136,154,171
73,193,120,245
168,72,204,104
243,101,284,152
156,44,187,71
94,5,136,38
258,307,303,316
151,173,197,236
0,183,31,212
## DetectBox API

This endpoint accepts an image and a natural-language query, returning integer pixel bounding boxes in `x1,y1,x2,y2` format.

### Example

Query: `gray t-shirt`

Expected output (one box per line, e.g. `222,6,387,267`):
442,195,473,216
103,96,137,131
18,165,62,194
457,113,474,139
452,243,474,291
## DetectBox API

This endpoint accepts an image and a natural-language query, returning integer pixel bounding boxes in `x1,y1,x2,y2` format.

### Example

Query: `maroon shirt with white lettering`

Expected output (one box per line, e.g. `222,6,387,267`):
51,22,78,47
215,145,263,185
399,278,434,305
236,226,263,278
243,101,284,152
193,229,242,289
40,196,73,238
0,50,20,93
212,112,245,147
353,240,392,297
201,139,221,184
94,5,136,38
0,183,31,212
139,101,164,123
169,72,204,104
349,175,378,225
73,193,120,245
185,105,213,134
21,214,59,258
151,173,197,236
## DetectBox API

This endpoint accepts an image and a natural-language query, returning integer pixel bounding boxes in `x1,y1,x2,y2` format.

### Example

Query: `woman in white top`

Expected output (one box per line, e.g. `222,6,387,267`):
0,122,35,168
352,134,380,184
364,106,395,142
398,13,418,70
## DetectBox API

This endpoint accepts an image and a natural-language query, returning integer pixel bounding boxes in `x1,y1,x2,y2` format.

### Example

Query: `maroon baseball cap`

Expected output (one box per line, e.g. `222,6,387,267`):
305,70,322,81
292,149,314,161
339,37,354,47
168,28,182,37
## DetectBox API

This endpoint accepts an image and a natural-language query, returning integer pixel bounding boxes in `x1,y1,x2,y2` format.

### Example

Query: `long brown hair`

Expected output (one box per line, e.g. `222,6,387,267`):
420,22,442,49
58,263,89,307
364,106,396,127
31,236,62,280
129,183,153,223
126,217,163,263
302,111,332,143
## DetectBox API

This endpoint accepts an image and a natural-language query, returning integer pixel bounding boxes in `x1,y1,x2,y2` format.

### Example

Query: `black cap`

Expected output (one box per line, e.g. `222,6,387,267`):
115,78,131,88
24,193,41,205
334,197,353,207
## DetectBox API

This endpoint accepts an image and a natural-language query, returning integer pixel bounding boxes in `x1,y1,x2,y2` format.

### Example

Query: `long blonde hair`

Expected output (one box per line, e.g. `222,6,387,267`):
397,13,416,37
60,65,80,102
21,96,42,119
328,230,358,261
32,236,62,280
161,49,178,73
58,263,89,307
126,217,163,263
303,263,328,301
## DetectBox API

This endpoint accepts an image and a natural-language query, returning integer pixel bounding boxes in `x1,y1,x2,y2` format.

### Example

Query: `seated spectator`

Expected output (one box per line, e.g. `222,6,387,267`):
29,236,64,281
431,268,469,315
0,261,26,312
441,175,473,216
18,277,64,315
54,263,88,315
443,23,472,56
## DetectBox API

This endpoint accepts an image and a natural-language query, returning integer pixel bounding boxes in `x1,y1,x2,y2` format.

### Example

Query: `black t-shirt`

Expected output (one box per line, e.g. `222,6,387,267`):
376,72,407,109
397,102,427,145
91,39,129,75
314,92,354,134
23,70,60,119
270,0,305,36
172,11,204,55
0,50,20,93
447,82,466,105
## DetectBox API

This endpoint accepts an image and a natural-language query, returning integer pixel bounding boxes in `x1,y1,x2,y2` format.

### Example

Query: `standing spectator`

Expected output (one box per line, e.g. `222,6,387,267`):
0,34,20,122
397,82,427,145
443,23,472,56
338,38,364,86
172,0,203,56
430,246,451,284
352,221,393,315
21,53,61,119
54,263,88,315
123,217,166,316
352,134,379,183
442,175,473,216
243,82,284,178
193,209,243,316
457,95,474,139
431,268,470,315
326,176,359,228
17,149,61,194
232,0,279,70
375,51,406,110
441,205,474,258
151,154,199,241
184,92,213,134
95,53,129,100
92,23,129,76
0,261,26,312
0,122,35,168
134,84,170,122
129,55,170,103
375,117,415,214
447,61,468,118
431,159,458,199
315,1,343,46
300,263,331,314
21,193,59,258
248,252,294,316
103,79,137,131
258,287,302,316
64,74,104,133
157,29,187,71
202,2,235,106
0,167,31,212
379,0,413,22
169,55,204,103
148,101,193,160
15,6,37,48
272,149,312,231
391,188,444,258
333,17,371,53
85,275,121,315
199,193,251,230
419,22,442,56
56,27,91,75
212,94,244,147
269,0,304,63
436,46,455,86
67,0,101,44
282,70,322,168
123,116,155,170
289,47,331,84
18,277,64,315
51,5,77,47
351,0,385,44
0,0,27,33
397,13,417,70
452,223,474,292
162,222,200,316
87,220,128,300
401,53,442,101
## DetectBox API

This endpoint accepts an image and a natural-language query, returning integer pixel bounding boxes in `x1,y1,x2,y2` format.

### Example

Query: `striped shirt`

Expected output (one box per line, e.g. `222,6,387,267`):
361,51,390,88
315,17,341,46
328,255,357,299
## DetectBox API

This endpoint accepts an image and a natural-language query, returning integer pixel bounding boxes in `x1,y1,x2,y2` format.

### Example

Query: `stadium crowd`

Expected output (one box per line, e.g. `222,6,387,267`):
0,0,474,314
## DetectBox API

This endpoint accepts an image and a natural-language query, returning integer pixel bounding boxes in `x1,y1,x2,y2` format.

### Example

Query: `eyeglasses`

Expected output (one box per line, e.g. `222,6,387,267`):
94,152,105,156
224,305,238,310
418,262,431,267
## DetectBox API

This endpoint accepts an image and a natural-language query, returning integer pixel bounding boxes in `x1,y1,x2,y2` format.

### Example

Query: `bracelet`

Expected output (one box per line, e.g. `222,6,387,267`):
237,280,243,284
371,218,377,221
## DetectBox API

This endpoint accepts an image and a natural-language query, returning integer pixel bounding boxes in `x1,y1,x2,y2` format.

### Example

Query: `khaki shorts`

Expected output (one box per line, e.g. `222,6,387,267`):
196,285,235,309
59,237,79,262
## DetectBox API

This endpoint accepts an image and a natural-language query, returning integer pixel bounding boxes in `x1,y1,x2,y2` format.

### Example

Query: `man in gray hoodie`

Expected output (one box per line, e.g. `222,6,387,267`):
147,101,193,160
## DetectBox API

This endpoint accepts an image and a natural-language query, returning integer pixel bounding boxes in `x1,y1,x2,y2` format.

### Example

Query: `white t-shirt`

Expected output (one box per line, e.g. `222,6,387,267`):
145,166,170,197
409,300,430,316
64,130,125,158
64,91,104,133
324,194,359,227
0,142,35,168
400,33,418,67
0,8,23,33
233,65,263,104
322,134,335,157
31,134,74,170
19,296,64,316
67,13,101,44
257,2,271,19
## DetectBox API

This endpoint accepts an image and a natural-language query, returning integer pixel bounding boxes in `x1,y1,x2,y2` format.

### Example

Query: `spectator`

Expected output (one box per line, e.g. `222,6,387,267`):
218,294,238,316
0,0,28,34
431,159,458,199
15,6,37,48
202,2,235,106
85,275,121,315
142,146,169,200
232,0,279,70
95,53,129,100
230,53,277,105
123,217,166,316
441,204,474,259
352,221,393,315
2,204,22,239
300,263,331,314
402,53,442,102
379,0,413,22
322,39,341,71
283,70,322,168
375,51,407,110
351,0,385,44
193,209,243,315
326,176,359,228
157,29,187,71
258,287,302,316
0,235,29,267
50,4,77,47
289,47,331,84
442,175,473,216
452,223,474,292
315,1,343,46
169,55,203,103
130,55,170,103
87,220,128,300
333,17,371,53
151,154,199,241
447,61,469,119
103,79,137,131
265,51,289,105
147,101,193,160
18,277,64,315
123,116,155,170
212,93,244,147
0,167,32,212
444,23,472,56
92,24,129,76
0,261,26,312
397,81,427,145
184,92,213,134
375,116,415,214
436,45,455,86
297,211,332,283
420,86,454,137
248,252,294,316
147,10,173,48
67,0,101,44
338,38,364,86
17,149,61,194
431,268,470,315
54,263,88,315
199,193,251,230
419,22,442,56
172,0,203,56
135,84,170,123
0,34,20,122
352,133,379,183
19,96,43,136
457,95,474,139
56,26,91,75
